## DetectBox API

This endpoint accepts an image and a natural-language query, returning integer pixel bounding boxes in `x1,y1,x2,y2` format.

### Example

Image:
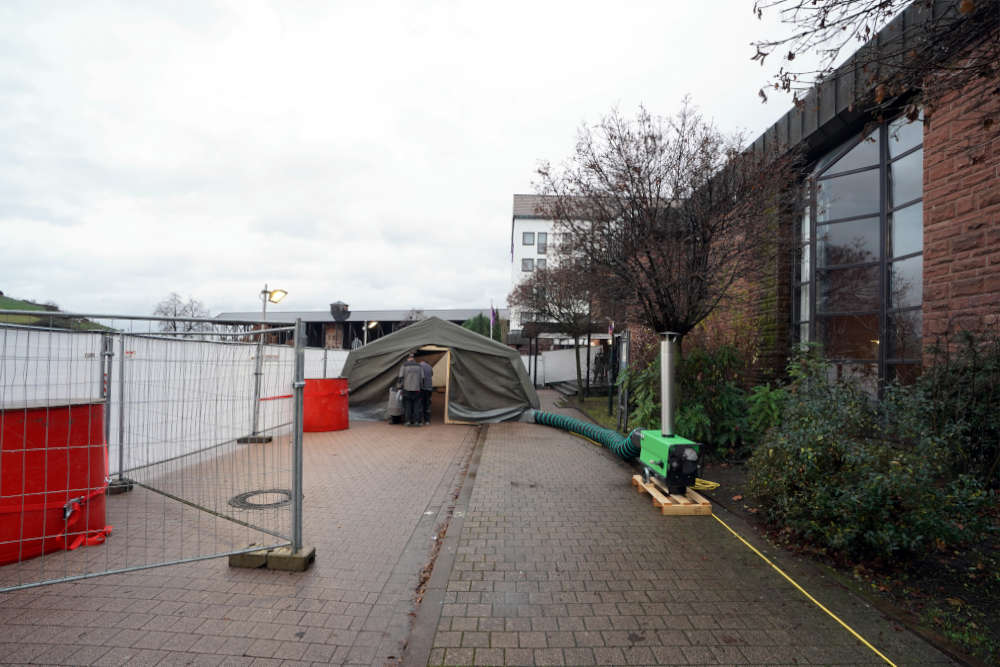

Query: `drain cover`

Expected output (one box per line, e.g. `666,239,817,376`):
228,488,292,509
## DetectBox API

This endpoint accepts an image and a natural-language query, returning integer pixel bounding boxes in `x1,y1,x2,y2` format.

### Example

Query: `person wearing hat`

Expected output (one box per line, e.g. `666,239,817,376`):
397,351,423,426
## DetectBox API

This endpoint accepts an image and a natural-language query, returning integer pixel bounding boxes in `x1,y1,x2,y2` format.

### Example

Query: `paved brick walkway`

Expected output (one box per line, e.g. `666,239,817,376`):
421,411,955,666
0,421,476,667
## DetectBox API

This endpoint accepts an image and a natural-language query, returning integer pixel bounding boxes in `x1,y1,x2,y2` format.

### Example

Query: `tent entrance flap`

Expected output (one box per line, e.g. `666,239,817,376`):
416,345,474,425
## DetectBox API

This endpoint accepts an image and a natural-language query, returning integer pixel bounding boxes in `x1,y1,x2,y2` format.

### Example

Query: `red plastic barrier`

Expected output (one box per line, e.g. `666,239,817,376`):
302,378,349,432
0,401,111,566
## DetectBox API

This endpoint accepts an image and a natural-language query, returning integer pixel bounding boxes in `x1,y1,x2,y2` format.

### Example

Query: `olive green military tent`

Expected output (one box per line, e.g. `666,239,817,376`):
341,316,539,423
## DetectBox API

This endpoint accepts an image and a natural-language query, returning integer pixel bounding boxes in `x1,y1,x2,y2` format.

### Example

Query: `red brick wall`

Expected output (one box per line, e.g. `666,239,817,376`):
922,70,1000,347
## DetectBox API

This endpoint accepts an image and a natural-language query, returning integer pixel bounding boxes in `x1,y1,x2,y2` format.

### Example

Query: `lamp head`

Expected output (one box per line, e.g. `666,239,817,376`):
267,289,288,304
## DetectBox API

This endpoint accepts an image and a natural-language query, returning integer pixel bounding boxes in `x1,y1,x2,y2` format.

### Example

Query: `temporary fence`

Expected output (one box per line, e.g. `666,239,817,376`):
0,311,307,592
304,347,349,380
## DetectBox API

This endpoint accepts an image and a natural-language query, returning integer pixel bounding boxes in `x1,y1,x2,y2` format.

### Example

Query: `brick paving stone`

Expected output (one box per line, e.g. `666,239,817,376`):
473,647,505,665
442,647,474,666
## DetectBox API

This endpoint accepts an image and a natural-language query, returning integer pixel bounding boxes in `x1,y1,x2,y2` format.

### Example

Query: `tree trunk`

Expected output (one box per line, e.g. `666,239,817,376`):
574,339,584,404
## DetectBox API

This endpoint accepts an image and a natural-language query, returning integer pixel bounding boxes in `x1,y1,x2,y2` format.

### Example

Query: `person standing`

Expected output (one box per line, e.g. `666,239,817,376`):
398,352,423,426
419,358,433,425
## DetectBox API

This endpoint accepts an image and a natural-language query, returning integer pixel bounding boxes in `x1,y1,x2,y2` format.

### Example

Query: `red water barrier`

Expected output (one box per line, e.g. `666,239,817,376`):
0,401,112,566
303,378,349,432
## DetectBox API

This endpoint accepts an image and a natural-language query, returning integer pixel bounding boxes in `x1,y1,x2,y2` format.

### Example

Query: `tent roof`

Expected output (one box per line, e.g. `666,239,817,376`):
344,316,522,364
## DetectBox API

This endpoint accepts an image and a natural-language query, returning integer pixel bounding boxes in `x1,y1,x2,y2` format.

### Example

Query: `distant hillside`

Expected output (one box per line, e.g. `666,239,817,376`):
0,294,111,331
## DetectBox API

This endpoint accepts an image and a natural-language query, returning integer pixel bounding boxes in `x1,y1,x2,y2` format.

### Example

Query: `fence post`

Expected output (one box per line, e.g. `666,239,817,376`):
292,319,306,553
117,334,126,481
101,333,113,452
251,328,264,436
322,348,328,378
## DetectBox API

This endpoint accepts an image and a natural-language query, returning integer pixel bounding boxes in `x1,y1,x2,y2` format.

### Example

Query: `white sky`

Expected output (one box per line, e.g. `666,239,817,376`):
0,0,811,317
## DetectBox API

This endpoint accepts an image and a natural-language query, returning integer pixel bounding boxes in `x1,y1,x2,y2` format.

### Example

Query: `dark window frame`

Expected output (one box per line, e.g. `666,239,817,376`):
796,114,923,388
521,258,534,272
522,231,535,245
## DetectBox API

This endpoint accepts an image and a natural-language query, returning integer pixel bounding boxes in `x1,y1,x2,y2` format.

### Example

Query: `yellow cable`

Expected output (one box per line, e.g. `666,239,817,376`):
565,430,892,664
711,512,897,667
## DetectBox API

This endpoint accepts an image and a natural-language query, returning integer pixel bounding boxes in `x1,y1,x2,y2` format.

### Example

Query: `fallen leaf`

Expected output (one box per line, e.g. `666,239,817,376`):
732,494,744,501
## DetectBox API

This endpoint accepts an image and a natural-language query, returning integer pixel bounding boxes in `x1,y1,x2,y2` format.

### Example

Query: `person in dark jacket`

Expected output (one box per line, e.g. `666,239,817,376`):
419,358,433,425
397,352,423,426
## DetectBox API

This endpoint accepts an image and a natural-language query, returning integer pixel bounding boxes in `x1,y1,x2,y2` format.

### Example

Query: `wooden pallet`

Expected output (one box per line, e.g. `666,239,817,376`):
631,475,712,515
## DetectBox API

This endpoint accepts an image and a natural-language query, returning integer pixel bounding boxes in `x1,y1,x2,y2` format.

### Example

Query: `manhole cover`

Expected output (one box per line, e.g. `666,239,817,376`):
228,488,292,509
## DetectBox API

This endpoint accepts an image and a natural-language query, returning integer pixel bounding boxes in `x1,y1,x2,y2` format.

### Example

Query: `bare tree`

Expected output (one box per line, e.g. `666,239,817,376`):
509,264,599,399
752,0,999,121
535,102,799,349
153,292,211,337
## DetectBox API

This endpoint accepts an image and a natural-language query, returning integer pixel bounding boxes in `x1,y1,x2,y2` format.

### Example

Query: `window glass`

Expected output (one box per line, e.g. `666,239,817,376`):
888,363,922,384
536,258,547,270
817,314,879,359
817,217,879,266
799,322,810,348
889,202,922,258
890,255,922,308
819,133,879,175
800,112,923,387
888,309,922,360
888,116,923,158
817,265,880,312
801,201,811,243
522,231,535,245
816,169,879,221
537,232,548,254
890,147,922,207
521,258,534,272
827,362,879,394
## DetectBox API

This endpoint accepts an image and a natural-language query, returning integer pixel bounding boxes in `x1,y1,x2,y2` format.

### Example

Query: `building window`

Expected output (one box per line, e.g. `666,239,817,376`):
523,231,535,245
537,232,547,254
795,113,923,387
536,258,547,270
521,258,534,272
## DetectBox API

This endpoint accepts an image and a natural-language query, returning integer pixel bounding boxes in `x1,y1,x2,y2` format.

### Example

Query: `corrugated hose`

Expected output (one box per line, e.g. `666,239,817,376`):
530,409,719,490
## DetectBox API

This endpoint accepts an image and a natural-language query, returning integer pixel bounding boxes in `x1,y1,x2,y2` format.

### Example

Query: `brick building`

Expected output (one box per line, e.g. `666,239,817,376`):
688,0,999,389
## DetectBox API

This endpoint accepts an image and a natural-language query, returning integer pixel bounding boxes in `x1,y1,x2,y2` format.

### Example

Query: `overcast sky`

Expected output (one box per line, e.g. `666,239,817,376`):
1,0,810,318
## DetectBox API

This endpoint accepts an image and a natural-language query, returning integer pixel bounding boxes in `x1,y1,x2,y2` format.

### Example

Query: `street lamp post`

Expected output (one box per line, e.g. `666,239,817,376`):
240,284,287,444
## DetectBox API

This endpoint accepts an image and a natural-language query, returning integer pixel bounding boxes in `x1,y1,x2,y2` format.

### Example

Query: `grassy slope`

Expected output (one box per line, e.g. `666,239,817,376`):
0,295,111,331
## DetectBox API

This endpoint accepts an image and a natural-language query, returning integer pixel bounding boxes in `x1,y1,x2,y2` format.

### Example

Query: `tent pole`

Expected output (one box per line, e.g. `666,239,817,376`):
533,336,538,388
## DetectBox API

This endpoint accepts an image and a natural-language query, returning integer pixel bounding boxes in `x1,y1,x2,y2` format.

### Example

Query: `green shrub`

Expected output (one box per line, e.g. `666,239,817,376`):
620,343,757,457
912,332,1000,486
748,350,993,562
746,383,787,443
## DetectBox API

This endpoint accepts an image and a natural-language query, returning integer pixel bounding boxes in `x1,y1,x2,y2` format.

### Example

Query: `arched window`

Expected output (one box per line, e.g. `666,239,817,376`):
793,113,923,388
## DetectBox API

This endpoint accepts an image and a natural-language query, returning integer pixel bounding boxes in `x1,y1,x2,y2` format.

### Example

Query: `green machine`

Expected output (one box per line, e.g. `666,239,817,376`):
638,332,700,494
531,331,700,495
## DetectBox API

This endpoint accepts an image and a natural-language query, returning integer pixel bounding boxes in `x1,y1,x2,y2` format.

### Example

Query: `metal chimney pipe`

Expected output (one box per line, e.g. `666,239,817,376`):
660,332,679,437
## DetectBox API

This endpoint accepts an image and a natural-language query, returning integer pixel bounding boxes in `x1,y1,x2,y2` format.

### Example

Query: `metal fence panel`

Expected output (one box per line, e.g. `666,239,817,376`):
0,313,301,592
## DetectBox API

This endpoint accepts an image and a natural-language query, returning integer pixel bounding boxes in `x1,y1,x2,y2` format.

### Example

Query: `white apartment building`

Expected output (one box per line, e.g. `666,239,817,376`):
509,194,558,336
508,194,611,358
